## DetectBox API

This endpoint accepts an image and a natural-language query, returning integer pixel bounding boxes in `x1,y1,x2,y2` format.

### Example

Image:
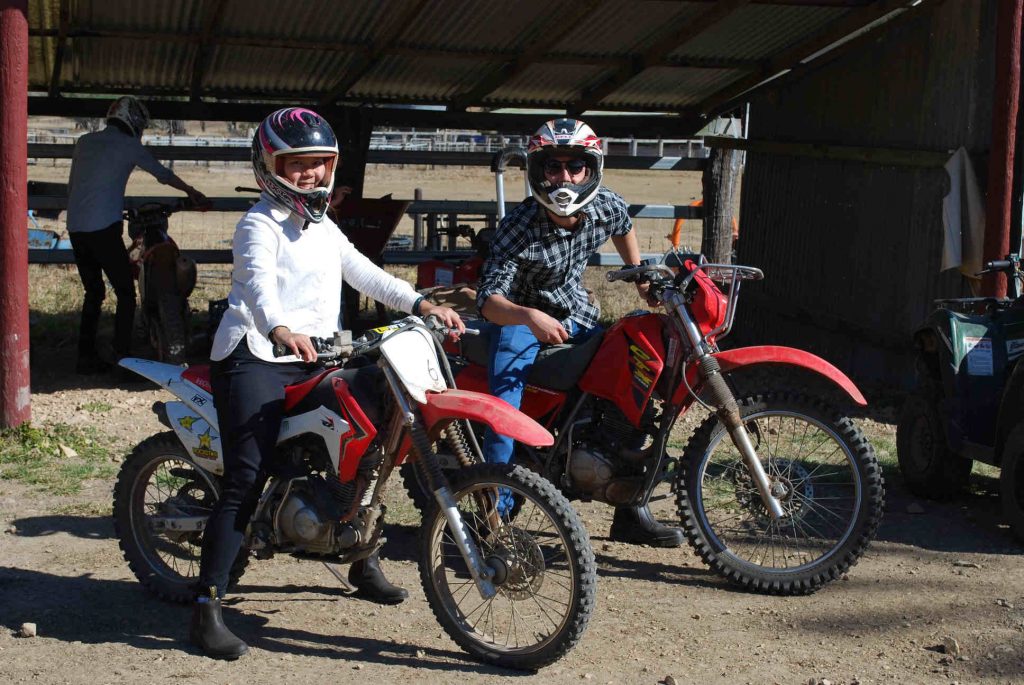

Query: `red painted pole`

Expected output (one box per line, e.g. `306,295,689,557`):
982,0,1024,297
0,0,31,428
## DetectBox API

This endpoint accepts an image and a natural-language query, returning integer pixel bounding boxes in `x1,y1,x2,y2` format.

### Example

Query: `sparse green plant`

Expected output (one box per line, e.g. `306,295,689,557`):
0,422,118,495
80,400,114,413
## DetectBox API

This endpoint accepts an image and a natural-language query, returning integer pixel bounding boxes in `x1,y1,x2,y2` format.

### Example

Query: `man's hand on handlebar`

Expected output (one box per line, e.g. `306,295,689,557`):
270,326,317,362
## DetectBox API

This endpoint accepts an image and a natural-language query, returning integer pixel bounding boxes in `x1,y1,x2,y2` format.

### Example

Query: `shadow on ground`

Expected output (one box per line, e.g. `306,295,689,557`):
0,565,524,675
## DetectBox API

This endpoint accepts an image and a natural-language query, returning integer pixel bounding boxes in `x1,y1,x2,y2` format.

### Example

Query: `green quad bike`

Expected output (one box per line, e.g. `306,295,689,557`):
897,255,1024,541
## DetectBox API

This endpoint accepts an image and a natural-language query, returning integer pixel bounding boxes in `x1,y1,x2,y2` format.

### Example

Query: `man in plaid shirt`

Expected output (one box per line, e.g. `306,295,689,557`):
475,118,683,547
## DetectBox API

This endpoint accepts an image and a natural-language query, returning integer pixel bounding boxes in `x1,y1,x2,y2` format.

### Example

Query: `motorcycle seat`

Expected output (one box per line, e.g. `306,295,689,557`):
181,364,212,392
457,328,605,392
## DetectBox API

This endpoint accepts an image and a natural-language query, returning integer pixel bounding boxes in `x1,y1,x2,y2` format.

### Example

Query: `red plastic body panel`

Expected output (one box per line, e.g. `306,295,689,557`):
675,345,867,407
331,378,378,482
454,363,566,426
181,365,212,392
420,389,554,447
578,314,666,426
283,368,333,412
685,259,728,339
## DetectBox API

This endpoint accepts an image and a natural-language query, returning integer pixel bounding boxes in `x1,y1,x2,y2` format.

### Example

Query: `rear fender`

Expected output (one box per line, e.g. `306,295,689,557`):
679,346,867,406
419,389,553,447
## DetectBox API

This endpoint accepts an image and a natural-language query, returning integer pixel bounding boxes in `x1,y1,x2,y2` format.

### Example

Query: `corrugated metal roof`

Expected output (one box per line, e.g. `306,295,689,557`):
26,0,930,117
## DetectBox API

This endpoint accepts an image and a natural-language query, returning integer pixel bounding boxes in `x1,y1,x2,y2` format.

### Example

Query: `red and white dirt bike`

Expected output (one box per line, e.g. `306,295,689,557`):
112,316,596,670
409,251,885,595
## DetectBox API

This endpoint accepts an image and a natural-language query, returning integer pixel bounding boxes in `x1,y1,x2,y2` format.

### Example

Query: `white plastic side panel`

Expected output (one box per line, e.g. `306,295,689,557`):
118,358,218,426
165,401,224,476
278,407,349,475
380,328,446,403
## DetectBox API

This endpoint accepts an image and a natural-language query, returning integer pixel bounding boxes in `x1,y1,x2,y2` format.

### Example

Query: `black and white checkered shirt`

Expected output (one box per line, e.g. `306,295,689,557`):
476,187,632,329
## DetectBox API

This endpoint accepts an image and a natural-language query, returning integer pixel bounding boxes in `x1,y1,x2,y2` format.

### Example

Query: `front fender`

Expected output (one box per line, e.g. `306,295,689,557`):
420,389,554,447
682,346,867,406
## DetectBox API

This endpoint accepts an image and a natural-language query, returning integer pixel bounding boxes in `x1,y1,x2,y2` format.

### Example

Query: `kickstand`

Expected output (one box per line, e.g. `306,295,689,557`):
321,561,357,593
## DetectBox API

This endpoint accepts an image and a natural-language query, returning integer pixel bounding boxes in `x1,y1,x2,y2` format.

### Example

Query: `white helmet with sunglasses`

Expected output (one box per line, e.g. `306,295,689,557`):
526,118,604,217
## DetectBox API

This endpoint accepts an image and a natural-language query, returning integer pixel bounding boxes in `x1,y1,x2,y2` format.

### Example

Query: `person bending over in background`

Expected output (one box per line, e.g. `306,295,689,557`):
66,95,208,374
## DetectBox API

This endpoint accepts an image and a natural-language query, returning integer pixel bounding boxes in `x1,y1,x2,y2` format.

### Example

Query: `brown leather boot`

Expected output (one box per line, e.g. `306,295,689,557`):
189,587,249,660
348,552,408,605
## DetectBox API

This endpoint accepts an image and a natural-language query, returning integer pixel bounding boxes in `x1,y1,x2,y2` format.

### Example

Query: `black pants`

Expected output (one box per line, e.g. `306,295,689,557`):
197,339,318,597
69,221,136,359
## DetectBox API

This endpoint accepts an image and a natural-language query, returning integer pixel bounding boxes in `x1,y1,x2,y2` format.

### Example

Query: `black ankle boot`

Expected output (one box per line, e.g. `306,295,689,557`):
349,553,408,605
189,587,249,660
609,504,684,548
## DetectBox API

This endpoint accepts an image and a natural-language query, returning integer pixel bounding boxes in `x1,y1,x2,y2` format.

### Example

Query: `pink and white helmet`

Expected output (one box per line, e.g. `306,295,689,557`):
527,118,604,217
251,107,339,223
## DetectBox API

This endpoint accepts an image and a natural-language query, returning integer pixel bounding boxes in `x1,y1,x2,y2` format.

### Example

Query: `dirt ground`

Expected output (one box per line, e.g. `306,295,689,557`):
3,360,1024,685
8,126,1024,683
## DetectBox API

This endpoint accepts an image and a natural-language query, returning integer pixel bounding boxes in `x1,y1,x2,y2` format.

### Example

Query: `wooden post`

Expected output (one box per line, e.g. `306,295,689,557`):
701,146,740,263
327,108,373,199
0,0,30,427
413,187,423,250
982,0,1023,297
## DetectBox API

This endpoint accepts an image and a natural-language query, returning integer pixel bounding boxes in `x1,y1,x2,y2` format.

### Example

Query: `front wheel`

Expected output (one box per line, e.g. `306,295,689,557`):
418,463,596,671
677,392,885,595
999,425,1024,543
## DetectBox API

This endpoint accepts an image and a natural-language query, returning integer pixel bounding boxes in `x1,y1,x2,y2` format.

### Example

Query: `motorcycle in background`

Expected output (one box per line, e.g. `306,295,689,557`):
112,316,596,670
126,200,200,365
410,250,886,595
897,255,1024,541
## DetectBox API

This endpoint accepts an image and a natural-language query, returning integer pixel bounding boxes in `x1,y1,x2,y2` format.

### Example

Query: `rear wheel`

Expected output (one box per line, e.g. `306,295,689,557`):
153,293,189,364
677,392,885,595
896,389,972,498
419,463,596,670
113,433,247,602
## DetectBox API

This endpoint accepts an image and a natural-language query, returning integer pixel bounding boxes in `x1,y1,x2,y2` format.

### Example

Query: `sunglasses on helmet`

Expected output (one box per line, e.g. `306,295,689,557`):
543,159,587,174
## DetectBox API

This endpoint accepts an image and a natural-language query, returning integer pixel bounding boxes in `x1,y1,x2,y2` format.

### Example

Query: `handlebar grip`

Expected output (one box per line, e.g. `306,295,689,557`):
272,343,290,358
985,260,1013,271
606,270,634,283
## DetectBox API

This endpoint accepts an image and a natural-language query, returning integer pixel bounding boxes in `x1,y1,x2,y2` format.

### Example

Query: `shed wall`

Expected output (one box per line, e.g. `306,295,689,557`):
735,0,998,387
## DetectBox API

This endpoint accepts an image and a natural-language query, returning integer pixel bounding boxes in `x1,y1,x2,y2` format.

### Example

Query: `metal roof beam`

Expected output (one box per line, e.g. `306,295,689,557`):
318,0,432,106
695,0,928,116
47,0,69,97
28,95,705,137
571,0,752,116
447,0,605,112
27,26,757,71
189,0,229,102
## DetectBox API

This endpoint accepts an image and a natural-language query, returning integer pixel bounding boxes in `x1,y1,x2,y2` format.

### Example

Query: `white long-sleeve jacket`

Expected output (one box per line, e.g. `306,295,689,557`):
210,196,419,362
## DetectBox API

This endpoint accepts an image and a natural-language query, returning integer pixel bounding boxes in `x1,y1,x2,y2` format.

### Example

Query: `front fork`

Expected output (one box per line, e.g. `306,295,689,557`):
696,354,785,520
381,364,498,599
668,293,785,520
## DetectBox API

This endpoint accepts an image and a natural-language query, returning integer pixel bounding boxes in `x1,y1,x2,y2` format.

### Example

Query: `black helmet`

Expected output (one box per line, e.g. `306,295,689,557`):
251,108,340,223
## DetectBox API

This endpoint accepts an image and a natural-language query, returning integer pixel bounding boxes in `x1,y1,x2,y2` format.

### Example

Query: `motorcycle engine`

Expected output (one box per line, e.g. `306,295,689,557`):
267,443,384,556
276,478,359,555
567,399,656,505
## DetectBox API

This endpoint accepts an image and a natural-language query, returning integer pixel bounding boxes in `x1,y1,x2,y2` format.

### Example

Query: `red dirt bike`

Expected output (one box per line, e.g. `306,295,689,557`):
112,316,596,670
125,200,200,364
408,251,885,595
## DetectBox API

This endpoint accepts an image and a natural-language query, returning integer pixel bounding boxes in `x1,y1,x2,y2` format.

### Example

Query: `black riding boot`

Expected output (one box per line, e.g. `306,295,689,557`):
189,587,249,660
349,552,408,605
609,504,684,548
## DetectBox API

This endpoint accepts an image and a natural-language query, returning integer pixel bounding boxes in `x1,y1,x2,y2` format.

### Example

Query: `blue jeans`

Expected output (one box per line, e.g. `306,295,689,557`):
479,320,599,466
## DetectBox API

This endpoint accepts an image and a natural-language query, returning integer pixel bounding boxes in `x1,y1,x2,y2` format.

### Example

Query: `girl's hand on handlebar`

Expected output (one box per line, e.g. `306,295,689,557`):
420,302,466,339
271,327,317,362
